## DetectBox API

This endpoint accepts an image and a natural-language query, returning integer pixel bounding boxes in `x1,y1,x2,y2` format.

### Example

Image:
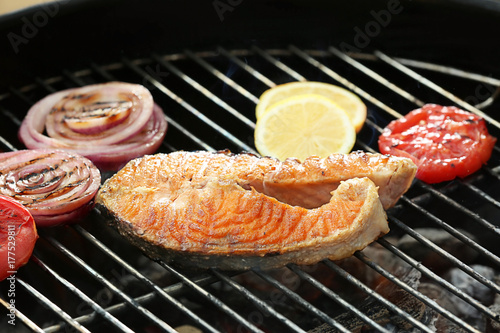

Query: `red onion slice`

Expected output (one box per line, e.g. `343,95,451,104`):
18,82,167,171
0,149,101,227
67,103,167,171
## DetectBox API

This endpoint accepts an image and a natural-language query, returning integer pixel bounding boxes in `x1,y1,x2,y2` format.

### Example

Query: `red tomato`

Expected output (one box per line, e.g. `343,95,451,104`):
0,195,38,281
378,104,497,184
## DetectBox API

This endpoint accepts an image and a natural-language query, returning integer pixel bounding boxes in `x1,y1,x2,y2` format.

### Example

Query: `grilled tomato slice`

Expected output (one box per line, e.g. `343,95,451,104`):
378,104,497,184
0,195,38,281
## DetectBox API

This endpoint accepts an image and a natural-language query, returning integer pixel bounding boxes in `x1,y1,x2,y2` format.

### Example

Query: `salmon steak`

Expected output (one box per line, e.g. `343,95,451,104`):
96,150,416,270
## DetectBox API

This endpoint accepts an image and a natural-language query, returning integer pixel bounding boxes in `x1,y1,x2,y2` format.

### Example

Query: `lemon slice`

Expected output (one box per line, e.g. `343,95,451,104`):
254,94,356,161
256,81,367,132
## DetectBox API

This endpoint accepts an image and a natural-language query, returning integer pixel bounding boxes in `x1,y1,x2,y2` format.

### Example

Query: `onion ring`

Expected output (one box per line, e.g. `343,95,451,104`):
18,82,168,171
0,149,101,227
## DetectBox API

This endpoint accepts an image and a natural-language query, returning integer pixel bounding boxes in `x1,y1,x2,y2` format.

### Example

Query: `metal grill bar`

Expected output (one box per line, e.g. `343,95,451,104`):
375,50,500,129
43,235,178,333
322,259,435,333
158,262,265,333
0,133,17,151
252,45,307,82
252,268,352,333
419,182,500,237
346,51,500,86
31,256,134,332
388,215,500,294
91,62,120,81
35,77,57,93
63,69,87,87
287,264,392,333
73,225,220,333
122,56,255,153
387,57,500,110
357,143,500,323
354,252,481,333
17,278,91,333
185,49,261,104
0,295,44,332
327,46,426,107
44,265,222,332
461,176,500,207
391,57,500,86
288,44,402,119
90,61,214,152
151,53,256,129
465,181,500,210
8,86,36,105
399,195,500,268
217,46,276,88
0,106,22,126
376,228,500,322
210,269,306,333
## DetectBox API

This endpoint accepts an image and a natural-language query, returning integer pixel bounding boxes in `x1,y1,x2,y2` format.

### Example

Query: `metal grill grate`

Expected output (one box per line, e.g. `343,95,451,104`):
1,46,500,333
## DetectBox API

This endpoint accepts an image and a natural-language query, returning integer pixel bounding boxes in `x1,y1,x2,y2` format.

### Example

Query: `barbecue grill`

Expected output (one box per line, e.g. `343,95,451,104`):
1,0,500,332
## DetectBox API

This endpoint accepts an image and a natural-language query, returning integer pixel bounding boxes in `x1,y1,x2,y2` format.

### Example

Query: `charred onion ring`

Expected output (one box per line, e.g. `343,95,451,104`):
18,82,167,171
0,149,101,227
0,195,38,281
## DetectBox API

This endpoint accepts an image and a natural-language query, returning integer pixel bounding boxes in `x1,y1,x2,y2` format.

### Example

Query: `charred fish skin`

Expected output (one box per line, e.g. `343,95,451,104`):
94,150,414,271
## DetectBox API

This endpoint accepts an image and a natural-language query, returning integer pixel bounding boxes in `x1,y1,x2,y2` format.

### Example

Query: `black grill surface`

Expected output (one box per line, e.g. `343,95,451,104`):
0,45,499,333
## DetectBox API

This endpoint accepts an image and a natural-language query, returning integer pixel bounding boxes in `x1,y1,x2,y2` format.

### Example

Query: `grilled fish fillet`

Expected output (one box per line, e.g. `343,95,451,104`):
96,151,416,270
